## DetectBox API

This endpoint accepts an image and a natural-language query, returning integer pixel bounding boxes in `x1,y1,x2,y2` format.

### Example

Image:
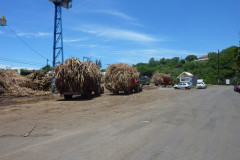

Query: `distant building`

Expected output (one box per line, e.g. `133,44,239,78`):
178,71,194,86
199,55,209,61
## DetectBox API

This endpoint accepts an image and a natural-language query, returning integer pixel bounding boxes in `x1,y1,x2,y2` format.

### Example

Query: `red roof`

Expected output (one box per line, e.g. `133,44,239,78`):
200,55,208,59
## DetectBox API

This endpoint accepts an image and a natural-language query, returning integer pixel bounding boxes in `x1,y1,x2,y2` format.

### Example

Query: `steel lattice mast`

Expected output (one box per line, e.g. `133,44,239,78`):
49,0,72,93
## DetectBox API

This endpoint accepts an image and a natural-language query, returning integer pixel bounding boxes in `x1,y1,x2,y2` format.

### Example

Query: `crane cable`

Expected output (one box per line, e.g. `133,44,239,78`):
6,25,51,62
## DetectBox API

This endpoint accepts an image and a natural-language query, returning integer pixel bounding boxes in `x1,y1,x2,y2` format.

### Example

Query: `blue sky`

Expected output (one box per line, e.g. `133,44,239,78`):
0,0,240,69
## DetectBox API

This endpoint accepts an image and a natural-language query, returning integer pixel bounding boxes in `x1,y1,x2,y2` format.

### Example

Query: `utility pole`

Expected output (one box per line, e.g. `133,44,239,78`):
47,59,49,66
218,50,220,84
236,41,240,79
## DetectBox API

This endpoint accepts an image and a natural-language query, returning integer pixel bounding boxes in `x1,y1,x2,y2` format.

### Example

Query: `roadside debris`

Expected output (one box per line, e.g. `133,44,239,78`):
24,124,37,137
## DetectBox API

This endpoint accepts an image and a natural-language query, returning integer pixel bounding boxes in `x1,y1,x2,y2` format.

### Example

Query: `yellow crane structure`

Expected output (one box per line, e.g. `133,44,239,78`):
0,12,6,26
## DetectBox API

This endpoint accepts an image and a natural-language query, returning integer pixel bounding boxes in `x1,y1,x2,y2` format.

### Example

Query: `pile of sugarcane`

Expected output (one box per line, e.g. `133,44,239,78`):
0,70,46,96
54,58,101,95
27,71,51,91
0,70,28,95
27,71,45,80
152,72,171,86
104,63,139,93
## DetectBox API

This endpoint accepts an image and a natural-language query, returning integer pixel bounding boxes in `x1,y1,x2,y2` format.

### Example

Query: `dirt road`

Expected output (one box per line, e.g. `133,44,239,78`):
0,86,239,160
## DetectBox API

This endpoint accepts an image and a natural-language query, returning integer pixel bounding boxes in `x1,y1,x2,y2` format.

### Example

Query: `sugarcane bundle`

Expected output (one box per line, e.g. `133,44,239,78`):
152,72,170,86
27,71,51,91
104,63,139,92
41,76,52,91
0,70,35,96
0,77,5,94
27,71,45,80
54,58,101,94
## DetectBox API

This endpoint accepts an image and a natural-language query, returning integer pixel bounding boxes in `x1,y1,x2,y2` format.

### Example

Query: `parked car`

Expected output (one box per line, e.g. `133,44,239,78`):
139,76,150,85
234,82,240,92
196,82,207,89
174,82,190,89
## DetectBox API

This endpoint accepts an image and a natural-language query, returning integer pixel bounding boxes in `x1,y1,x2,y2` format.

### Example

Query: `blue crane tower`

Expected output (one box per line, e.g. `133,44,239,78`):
49,0,72,93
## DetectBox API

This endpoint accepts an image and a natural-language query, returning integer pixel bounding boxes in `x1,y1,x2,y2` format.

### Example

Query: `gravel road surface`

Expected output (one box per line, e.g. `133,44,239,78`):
0,86,239,160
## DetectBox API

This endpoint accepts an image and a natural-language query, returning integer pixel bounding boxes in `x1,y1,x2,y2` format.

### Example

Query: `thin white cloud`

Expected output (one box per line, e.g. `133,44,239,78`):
75,44,98,48
17,32,52,38
129,22,145,27
95,10,136,21
63,38,85,43
75,8,143,26
0,30,3,34
76,25,159,42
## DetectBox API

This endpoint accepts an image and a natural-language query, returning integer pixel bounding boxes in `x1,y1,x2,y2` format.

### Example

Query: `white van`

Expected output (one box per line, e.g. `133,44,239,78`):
196,79,207,89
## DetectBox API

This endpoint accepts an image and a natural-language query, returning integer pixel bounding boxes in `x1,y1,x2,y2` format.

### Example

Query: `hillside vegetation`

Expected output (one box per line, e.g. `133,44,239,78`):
135,46,240,84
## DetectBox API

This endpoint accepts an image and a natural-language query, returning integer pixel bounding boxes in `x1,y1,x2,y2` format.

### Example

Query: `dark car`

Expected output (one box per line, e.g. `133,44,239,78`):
139,76,150,85
234,82,240,92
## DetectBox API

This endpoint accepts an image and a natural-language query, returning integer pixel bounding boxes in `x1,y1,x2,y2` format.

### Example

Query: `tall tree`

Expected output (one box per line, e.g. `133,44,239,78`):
148,57,156,66
159,58,167,65
41,65,52,73
169,57,179,67
185,55,198,61
236,54,240,72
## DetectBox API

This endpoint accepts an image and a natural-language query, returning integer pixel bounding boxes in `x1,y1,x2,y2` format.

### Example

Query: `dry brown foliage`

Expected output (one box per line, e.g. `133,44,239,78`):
104,63,139,92
54,58,101,95
152,72,170,85
27,71,51,91
0,70,49,96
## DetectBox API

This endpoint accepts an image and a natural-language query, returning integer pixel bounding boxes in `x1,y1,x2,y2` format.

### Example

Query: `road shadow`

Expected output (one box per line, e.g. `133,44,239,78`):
57,94,102,101
108,91,142,96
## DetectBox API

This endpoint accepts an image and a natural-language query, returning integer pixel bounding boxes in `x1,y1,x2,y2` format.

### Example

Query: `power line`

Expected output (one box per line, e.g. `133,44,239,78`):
0,58,44,67
6,25,51,61
0,56,44,65
0,57,45,67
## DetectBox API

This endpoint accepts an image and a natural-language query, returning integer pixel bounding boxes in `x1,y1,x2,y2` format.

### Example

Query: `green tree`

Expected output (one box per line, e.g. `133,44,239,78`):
41,65,52,73
168,57,179,67
236,54,240,72
185,55,198,61
135,46,240,83
180,59,186,64
159,58,167,65
135,63,155,77
20,69,34,76
148,57,157,66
